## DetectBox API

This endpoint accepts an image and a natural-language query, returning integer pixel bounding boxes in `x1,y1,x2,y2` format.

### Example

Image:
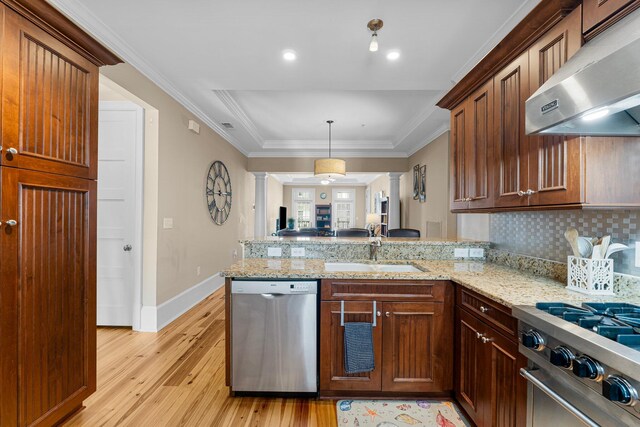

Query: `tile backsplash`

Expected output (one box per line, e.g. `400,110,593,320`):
490,210,639,276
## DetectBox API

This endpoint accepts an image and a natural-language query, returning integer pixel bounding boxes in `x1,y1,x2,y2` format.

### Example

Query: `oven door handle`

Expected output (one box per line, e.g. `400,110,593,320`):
520,368,600,427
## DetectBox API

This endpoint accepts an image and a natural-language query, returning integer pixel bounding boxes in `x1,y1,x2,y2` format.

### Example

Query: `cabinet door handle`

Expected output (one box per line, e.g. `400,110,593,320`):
479,305,490,313
476,331,484,339
376,311,381,317
385,312,390,317
4,220,17,227
481,336,494,344
517,190,526,197
525,189,536,196
3,147,18,155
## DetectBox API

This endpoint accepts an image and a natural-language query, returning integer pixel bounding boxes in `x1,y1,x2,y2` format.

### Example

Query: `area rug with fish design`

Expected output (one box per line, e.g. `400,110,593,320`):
336,400,471,427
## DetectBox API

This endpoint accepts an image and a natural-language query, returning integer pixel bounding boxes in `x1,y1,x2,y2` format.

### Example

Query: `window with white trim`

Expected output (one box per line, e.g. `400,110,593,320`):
292,188,315,228
332,189,355,229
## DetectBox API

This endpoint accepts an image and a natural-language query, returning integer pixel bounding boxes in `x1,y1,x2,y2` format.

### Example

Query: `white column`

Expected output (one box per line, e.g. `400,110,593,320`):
388,172,402,230
253,172,268,237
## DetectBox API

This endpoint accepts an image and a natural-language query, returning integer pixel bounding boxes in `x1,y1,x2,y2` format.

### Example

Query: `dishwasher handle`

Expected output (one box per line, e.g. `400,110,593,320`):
260,293,286,299
520,368,600,427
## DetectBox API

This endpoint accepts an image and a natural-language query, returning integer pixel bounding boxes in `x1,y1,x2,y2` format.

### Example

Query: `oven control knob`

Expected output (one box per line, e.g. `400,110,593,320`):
603,376,638,406
521,330,545,351
572,356,604,381
549,346,574,369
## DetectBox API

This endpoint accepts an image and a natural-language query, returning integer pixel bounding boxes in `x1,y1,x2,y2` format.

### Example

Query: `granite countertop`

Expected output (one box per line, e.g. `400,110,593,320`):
240,236,489,246
221,258,640,308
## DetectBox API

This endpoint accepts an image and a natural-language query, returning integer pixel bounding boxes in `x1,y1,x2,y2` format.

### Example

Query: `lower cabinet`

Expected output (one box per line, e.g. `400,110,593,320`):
455,304,527,427
319,280,453,395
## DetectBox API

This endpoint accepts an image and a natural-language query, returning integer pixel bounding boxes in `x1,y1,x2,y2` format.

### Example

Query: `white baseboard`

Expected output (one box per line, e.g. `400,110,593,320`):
136,273,224,332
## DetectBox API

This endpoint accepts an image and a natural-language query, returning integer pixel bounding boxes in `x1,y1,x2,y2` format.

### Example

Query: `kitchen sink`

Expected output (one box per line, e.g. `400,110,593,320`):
324,262,423,273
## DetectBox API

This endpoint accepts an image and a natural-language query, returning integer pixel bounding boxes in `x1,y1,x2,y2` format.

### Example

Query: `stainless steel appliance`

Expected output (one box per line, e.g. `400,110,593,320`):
525,7,640,136
231,280,317,393
513,302,640,427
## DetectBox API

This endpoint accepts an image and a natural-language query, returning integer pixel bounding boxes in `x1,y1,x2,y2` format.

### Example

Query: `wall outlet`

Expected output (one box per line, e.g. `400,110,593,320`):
454,248,469,258
469,248,485,258
196,266,201,276
291,247,306,257
267,247,282,257
163,217,174,229
636,242,640,267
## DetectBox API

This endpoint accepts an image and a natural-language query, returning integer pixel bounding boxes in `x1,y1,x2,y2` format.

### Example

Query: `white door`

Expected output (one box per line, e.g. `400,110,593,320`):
97,101,143,326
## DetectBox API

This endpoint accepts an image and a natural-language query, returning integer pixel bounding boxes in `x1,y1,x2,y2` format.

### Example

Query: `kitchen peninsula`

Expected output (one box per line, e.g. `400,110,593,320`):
223,237,640,426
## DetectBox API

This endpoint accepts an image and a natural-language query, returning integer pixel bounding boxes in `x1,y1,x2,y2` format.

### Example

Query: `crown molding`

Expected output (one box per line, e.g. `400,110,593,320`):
262,139,394,150
47,0,250,156
248,150,409,158
212,90,264,146
406,124,450,157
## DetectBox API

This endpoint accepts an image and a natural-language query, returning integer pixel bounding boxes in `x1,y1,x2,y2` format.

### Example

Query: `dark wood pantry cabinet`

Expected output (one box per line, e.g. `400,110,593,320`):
319,280,454,396
0,1,119,426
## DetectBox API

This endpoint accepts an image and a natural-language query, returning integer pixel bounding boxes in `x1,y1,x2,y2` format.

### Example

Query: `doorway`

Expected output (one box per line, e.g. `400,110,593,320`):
97,101,144,327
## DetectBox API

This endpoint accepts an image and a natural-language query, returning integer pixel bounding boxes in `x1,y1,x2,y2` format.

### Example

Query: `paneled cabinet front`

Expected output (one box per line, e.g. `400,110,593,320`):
1,8,99,179
319,280,453,395
0,167,97,426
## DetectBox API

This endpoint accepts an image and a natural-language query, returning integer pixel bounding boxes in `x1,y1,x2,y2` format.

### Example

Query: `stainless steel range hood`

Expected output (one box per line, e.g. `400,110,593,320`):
526,8,640,136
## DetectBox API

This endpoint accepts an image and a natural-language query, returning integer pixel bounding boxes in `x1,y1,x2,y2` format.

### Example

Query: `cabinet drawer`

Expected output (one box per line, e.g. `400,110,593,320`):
321,279,448,302
457,287,517,338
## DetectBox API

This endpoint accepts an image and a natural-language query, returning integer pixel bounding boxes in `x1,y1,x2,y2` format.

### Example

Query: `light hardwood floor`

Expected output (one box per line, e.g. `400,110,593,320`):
64,288,336,426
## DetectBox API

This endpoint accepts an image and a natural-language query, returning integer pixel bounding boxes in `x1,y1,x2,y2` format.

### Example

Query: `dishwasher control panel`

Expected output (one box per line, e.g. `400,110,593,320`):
231,280,318,295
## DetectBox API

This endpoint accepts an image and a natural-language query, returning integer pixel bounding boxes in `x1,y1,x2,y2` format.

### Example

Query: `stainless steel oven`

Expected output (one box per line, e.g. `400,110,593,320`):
513,304,640,427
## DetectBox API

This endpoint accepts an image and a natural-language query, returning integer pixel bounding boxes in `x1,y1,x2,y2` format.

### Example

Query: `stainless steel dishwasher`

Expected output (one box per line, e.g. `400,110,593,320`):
231,280,317,393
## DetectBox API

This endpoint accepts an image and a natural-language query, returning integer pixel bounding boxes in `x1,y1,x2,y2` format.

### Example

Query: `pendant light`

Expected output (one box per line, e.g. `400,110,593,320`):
367,19,383,52
314,120,346,178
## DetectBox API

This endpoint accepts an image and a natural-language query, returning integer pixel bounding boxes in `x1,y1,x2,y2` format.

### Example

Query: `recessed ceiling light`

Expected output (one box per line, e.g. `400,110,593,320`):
282,50,297,61
320,179,330,185
386,51,400,61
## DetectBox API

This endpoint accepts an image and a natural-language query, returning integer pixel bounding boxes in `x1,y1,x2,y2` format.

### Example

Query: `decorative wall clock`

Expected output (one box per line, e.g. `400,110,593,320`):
206,160,232,225
320,192,327,199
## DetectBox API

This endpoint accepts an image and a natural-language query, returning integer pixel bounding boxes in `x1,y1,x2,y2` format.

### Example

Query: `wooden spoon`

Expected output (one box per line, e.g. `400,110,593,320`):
564,228,581,257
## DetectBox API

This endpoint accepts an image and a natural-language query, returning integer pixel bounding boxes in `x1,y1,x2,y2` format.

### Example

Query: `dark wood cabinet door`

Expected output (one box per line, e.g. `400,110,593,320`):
0,167,96,426
481,323,527,427
450,103,469,210
1,9,99,179
381,302,453,392
466,80,494,209
455,309,484,426
493,51,530,208
529,7,584,207
320,301,382,391
583,0,638,35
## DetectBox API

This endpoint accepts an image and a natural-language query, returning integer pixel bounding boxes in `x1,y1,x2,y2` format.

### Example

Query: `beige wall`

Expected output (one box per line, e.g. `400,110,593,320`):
249,157,409,173
101,63,254,305
400,132,457,238
366,175,390,213
267,176,284,234
283,185,366,228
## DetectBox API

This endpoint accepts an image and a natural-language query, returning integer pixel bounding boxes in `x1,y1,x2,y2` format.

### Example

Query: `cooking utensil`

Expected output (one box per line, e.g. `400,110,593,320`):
592,244,604,259
600,236,611,259
605,243,629,259
564,228,581,257
577,236,594,258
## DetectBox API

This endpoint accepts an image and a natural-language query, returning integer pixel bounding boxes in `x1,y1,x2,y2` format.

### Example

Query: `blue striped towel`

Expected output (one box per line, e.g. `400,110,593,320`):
344,322,375,374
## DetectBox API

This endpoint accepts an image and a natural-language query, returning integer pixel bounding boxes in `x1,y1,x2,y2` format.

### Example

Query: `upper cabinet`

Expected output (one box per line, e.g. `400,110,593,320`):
1,6,100,179
446,3,640,212
583,0,640,39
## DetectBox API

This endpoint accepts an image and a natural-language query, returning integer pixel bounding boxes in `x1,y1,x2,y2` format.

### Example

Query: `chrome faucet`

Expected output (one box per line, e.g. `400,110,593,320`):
370,238,382,261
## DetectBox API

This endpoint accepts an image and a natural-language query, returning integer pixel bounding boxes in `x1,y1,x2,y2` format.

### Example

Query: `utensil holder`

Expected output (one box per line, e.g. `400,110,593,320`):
567,256,614,295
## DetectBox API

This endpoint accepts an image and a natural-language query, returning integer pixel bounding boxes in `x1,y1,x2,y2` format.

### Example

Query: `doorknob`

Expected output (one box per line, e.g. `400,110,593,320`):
123,244,132,251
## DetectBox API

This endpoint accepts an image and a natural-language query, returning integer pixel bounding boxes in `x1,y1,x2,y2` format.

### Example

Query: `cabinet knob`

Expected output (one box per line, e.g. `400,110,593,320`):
481,336,494,344
525,189,536,196
123,244,133,252
376,311,381,317
517,190,526,197
385,312,390,317
476,331,484,339
479,305,489,313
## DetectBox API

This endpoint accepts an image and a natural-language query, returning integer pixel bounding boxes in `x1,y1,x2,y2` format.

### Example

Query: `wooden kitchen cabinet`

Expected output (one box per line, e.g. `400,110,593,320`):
455,290,527,427
450,80,494,211
0,167,97,427
320,280,453,396
583,0,640,39
493,51,530,208
1,7,100,180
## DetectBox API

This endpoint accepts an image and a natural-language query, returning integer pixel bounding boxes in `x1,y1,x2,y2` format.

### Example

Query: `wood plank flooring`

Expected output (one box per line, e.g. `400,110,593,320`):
64,288,336,426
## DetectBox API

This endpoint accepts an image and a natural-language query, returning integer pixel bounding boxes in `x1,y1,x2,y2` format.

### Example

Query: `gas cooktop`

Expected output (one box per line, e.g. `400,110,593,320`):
535,302,640,351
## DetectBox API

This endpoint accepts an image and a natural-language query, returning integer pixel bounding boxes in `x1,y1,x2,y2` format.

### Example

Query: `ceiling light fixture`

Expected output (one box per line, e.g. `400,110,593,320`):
320,179,330,185
282,49,297,61
386,51,400,61
367,19,383,52
314,120,346,178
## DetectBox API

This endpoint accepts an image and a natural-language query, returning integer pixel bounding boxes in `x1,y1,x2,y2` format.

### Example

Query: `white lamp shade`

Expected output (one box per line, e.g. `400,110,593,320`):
314,158,346,177
366,213,381,224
